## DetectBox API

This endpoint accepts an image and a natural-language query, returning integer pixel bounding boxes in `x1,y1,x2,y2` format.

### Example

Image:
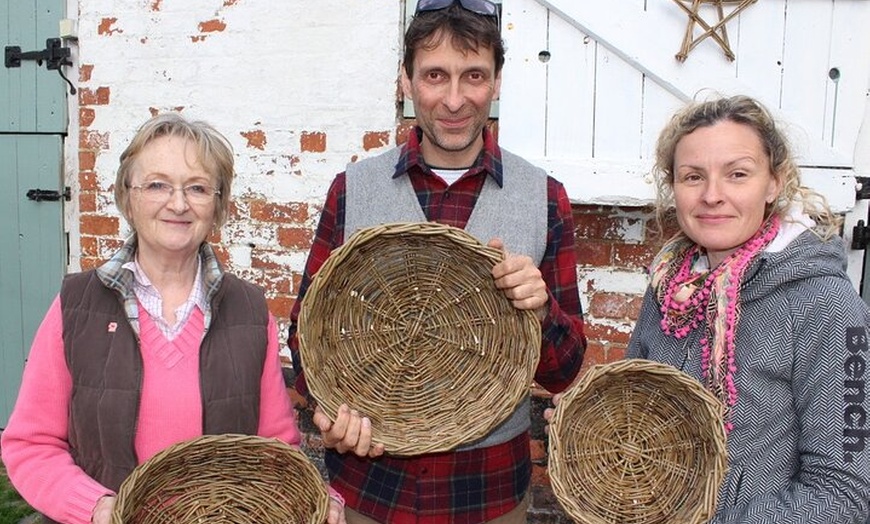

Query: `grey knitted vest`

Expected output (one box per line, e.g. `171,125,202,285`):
345,146,547,449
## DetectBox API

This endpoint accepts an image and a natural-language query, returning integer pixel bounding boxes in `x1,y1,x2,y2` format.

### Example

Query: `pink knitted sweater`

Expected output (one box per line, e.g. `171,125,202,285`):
1,296,302,524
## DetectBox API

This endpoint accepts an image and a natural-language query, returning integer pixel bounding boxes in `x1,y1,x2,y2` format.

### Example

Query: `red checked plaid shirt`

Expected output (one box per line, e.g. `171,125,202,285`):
288,127,586,523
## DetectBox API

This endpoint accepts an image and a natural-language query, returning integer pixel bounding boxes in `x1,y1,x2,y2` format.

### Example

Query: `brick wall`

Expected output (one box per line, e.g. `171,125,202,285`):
69,0,658,518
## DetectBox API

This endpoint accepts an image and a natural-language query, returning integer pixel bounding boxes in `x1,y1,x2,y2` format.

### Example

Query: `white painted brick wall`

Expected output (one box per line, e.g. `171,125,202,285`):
66,0,401,269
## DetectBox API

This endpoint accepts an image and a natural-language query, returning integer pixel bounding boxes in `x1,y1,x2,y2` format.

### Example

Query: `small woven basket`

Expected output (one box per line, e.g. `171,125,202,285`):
549,359,727,524
298,222,541,455
111,434,329,524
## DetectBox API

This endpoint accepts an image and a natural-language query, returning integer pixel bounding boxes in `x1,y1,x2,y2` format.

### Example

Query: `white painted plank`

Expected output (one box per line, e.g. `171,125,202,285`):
545,12,595,158
800,167,857,213
640,80,684,160
780,0,836,162
828,0,870,157
734,0,786,106
535,157,856,213
538,0,852,166
535,158,656,205
532,0,756,100
504,0,866,209
594,46,644,159
500,0,549,158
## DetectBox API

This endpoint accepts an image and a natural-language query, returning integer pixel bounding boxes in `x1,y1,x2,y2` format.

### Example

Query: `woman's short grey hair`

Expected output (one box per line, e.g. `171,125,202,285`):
114,113,235,229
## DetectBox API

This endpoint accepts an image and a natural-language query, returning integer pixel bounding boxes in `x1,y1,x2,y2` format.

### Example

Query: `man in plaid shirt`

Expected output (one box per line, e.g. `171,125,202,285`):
287,1,586,522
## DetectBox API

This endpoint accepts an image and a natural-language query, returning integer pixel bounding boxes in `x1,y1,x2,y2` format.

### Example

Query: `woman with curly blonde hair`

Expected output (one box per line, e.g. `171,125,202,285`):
631,95,870,522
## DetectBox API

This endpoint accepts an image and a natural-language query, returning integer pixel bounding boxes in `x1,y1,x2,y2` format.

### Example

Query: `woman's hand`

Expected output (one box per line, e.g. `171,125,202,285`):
91,495,116,524
326,494,346,524
542,393,563,432
314,403,385,458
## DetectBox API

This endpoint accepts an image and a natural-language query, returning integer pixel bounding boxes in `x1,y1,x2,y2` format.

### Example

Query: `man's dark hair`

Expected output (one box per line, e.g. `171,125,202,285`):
403,3,505,77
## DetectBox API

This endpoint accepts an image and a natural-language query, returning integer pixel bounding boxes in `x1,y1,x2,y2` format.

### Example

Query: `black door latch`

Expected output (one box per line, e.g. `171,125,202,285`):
5,38,76,95
26,187,71,202
853,177,870,250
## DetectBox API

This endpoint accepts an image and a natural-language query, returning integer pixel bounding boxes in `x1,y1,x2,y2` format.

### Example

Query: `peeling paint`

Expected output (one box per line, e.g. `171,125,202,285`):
80,130,110,150
148,106,185,117
79,64,94,82
198,19,227,33
300,131,327,153
97,18,122,36
241,129,267,150
80,108,96,127
577,268,647,295
363,130,390,151
79,87,110,106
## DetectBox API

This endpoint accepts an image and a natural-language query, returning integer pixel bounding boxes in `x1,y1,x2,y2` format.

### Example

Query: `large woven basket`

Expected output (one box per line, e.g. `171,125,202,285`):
298,222,541,455
111,434,329,524
549,359,727,524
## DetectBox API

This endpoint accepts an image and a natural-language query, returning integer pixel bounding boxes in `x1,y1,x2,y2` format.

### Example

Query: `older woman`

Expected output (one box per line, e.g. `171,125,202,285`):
1,114,344,524
548,95,870,522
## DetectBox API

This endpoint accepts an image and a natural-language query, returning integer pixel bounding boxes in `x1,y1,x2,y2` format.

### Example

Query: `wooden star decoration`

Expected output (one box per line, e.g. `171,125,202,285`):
672,0,758,62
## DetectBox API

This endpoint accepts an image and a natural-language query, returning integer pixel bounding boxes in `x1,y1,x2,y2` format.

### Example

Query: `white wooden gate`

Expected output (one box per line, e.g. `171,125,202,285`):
499,0,870,211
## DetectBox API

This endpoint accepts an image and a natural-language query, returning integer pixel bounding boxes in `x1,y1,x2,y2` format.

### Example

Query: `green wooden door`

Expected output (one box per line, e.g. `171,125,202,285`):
1,0,68,427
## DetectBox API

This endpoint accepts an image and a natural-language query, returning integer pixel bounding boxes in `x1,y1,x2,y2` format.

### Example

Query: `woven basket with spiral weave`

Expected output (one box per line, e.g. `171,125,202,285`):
298,221,542,456
111,434,329,524
549,359,728,524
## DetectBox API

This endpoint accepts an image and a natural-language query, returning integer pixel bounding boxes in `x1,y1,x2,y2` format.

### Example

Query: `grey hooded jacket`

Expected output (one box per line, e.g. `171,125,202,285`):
628,229,870,523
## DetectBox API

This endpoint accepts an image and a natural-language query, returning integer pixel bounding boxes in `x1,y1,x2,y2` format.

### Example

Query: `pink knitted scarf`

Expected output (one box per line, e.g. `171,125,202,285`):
650,216,780,432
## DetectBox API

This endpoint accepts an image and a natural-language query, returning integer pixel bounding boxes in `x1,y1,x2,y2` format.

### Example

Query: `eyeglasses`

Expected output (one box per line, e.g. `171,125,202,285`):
129,181,220,205
415,0,500,26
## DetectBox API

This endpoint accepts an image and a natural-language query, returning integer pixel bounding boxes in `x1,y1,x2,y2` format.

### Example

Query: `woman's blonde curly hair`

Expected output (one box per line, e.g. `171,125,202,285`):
653,95,841,241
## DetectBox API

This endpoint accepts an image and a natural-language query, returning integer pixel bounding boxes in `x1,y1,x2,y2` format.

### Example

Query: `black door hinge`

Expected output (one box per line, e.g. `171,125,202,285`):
5,38,76,94
853,177,870,249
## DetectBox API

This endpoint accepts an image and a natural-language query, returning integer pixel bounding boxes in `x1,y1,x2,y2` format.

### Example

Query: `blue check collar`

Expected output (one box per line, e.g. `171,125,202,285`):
392,126,504,187
95,235,225,335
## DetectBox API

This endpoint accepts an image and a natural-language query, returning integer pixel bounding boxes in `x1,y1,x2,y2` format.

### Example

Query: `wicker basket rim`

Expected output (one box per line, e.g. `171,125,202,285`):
548,359,729,524
297,221,541,455
112,433,329,524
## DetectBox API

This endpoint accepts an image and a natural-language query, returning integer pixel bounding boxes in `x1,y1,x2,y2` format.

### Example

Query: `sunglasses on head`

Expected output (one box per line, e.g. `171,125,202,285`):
415,0,500,25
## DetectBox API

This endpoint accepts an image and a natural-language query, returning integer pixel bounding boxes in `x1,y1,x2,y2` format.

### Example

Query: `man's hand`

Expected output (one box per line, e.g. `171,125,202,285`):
489,238,549,320
91,495,115,524
314,403,385,458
